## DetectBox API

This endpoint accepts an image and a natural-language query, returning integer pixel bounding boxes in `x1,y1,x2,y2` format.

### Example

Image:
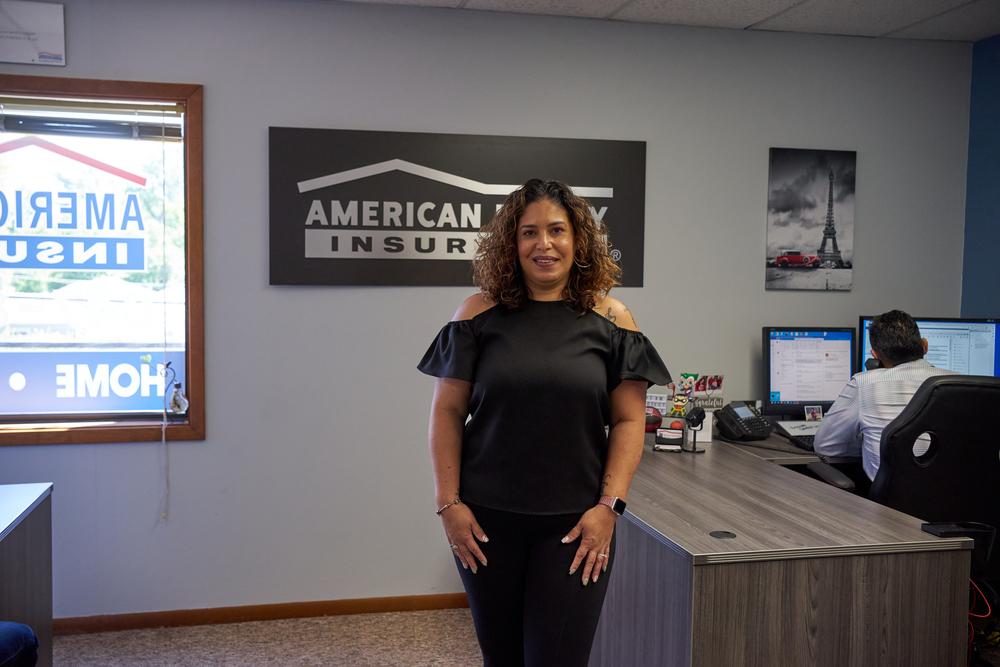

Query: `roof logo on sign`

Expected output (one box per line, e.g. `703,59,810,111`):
0,136,147,186
296,158,613,199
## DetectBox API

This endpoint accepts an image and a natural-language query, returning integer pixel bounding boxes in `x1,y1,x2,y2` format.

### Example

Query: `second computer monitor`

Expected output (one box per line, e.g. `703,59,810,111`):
762,327,856,419
859,316,1000,376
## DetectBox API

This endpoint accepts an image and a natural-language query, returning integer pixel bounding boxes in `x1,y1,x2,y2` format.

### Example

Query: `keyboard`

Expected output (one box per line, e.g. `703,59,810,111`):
786,434,815,451
774,422,818,451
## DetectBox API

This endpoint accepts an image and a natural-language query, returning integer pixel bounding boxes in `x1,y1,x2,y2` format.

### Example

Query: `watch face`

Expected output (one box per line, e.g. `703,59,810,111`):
612,498,627,515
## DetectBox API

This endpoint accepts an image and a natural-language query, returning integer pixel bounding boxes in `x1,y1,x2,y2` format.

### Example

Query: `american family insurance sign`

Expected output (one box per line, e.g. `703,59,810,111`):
268,128,646,286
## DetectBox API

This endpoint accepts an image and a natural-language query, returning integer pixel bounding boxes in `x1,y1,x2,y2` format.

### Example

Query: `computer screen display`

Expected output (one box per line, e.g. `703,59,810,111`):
762,327,856,417
859,316,1000,376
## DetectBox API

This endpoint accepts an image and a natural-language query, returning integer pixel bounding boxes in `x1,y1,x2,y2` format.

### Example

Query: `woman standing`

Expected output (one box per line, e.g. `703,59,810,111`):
419,179,669,666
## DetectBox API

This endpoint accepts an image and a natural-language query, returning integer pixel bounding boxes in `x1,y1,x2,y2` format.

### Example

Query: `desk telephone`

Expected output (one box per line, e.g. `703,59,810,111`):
715,401,773,441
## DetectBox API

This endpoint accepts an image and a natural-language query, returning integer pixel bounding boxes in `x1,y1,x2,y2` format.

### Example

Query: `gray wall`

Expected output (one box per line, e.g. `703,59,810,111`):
0,0,970,617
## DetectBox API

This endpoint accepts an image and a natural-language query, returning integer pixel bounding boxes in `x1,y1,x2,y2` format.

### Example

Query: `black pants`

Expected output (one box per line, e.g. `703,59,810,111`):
457,502,616,667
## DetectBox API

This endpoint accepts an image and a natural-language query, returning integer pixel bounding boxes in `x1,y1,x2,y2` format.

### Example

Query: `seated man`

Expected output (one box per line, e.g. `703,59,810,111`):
0,621,38,667
814,309,957,482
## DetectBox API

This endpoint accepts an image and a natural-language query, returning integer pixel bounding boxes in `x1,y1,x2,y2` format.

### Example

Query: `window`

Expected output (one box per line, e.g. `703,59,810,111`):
0,75,203,445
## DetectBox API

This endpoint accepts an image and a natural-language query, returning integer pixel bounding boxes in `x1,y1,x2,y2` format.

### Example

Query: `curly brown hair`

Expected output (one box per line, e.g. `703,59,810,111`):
472,179,621,311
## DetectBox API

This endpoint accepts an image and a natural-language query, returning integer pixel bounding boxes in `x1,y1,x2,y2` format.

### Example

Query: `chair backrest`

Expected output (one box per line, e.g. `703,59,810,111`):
869,374,1000,577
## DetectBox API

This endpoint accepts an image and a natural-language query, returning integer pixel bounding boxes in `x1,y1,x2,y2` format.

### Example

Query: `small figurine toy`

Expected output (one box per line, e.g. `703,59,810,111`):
678,373,698,399
668,394,689,418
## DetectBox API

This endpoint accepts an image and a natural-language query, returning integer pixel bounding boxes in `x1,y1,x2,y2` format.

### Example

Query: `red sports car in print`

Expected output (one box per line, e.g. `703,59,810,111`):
775,250,820,268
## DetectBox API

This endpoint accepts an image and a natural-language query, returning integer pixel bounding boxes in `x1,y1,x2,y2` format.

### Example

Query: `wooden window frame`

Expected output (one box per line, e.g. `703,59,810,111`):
0,75,204,445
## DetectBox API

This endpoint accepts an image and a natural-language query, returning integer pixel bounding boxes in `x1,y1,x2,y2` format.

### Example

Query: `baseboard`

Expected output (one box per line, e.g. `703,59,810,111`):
54,592,469,635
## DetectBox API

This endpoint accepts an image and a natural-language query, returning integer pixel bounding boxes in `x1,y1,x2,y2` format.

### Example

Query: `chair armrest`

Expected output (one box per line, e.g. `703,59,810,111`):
806,461,856,491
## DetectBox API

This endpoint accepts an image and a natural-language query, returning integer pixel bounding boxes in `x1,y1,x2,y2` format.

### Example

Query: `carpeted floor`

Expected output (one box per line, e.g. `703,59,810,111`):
52,607,1000,666
54,609,481,666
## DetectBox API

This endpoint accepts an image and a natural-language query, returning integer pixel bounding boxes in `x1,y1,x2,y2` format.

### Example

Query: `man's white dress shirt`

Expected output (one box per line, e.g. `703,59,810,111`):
813,359,957,481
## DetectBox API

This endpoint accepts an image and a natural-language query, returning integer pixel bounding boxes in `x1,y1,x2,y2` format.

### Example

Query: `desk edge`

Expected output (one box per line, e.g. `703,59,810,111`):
627,508,971,565
691,537,974,564
0,483,53,543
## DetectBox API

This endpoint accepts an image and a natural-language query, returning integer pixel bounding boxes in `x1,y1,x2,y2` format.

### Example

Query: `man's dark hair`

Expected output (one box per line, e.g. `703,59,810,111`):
869,310,924,366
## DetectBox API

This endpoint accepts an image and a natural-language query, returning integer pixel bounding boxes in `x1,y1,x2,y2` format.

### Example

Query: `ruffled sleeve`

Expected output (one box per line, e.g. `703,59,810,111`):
610,329,671,389
417,320,478,382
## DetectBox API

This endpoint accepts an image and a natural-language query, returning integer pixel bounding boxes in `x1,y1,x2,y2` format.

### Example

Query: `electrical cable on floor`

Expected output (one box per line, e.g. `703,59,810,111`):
968,578,995,665
970,579,993,619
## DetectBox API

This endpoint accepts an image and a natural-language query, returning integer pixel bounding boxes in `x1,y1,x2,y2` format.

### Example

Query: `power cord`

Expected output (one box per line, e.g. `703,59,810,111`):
158,361,172,524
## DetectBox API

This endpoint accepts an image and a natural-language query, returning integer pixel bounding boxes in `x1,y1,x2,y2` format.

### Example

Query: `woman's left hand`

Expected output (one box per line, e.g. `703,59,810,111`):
561,505,616,586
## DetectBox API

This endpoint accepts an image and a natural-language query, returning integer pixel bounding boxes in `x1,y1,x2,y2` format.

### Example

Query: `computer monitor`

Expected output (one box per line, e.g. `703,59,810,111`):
762,327,856,418
859,316,1000,376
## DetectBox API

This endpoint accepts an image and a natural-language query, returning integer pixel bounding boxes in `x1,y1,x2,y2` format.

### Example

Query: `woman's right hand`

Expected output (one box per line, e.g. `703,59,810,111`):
441,503,489,574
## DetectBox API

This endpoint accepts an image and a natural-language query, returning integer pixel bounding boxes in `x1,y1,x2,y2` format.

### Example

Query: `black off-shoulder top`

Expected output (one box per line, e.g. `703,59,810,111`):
418,300,670,515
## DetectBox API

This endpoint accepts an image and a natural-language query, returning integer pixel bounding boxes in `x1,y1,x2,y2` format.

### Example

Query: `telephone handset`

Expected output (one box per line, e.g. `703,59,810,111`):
715,401,773,441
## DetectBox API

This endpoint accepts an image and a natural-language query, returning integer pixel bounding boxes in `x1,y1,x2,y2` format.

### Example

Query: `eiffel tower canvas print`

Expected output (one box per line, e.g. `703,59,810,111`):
765,148,856,291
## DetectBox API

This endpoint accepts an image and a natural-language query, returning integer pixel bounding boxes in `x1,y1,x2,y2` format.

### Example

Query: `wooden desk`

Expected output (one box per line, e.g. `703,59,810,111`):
590,441,971,667
715,432,820,465
0,483,53,667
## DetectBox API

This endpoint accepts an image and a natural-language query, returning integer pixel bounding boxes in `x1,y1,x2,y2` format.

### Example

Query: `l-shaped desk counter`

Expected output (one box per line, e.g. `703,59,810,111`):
590,434,971,667
0,483,53,667
0,442,971,667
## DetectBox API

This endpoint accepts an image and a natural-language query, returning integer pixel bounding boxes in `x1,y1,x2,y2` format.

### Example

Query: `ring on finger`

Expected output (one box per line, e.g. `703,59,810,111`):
449,544,459,551
597,553,608,559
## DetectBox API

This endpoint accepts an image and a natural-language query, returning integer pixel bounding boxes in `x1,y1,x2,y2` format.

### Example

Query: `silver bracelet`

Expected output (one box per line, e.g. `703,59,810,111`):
435,497,462,516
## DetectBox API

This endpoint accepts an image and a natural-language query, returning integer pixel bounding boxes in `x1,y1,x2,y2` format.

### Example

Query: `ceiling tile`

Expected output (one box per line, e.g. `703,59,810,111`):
613,0,800,30
342,0,464,8
887,0,1000,41
752,0,970,37
463,0,616,19
340,0,1000,41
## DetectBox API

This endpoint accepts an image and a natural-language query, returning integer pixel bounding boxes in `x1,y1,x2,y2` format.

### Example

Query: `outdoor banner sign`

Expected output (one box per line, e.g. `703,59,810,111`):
0,131,186,417
269,128,647,286
0,348,186,414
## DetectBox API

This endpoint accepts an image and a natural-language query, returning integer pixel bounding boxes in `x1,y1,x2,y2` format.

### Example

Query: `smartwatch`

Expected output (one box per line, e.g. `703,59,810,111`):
598,495,627,516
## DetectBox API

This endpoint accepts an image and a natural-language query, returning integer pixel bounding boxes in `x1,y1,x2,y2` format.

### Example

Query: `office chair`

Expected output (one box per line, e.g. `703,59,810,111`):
868,374,1000,665
869,375,1000,577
